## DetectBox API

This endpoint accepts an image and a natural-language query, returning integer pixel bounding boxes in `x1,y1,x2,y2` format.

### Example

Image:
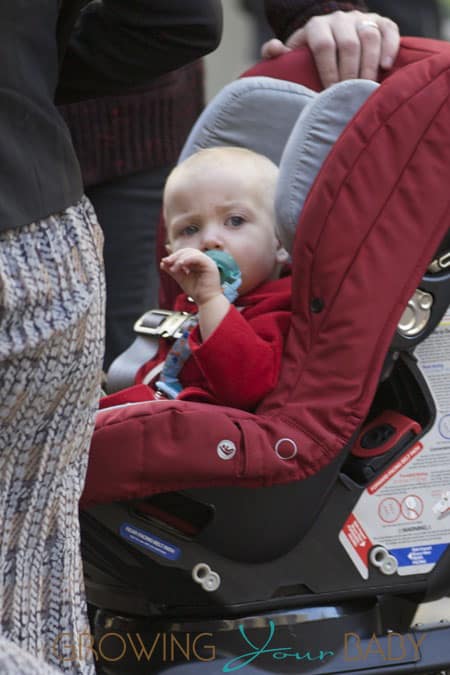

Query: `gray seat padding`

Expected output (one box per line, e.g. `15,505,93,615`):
276,79,378,251
179,76,317,166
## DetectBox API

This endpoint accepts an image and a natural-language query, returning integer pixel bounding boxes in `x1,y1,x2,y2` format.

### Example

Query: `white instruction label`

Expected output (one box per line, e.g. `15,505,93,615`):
340,309,450,578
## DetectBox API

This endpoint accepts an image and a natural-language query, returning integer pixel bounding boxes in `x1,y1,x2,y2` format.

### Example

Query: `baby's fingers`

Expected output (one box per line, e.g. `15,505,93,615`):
162,250,205,275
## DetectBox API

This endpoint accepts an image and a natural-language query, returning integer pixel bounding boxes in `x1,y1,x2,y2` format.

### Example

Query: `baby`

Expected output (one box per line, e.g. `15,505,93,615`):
161,146,288,340
106,146,291,411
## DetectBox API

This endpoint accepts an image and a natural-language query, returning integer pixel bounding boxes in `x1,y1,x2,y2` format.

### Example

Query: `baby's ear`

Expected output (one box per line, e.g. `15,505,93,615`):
275,242,290,264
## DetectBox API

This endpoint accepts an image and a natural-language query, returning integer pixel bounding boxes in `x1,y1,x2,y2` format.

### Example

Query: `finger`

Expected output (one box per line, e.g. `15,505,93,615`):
331,19,361,81
356,21,382,80
171,256,191,273
161,251,181,265
377,17,400,70
284,27,307,50
163,248,196,265
170,262,190,277
165,252,188,271
261,38,291,60
161,262,178,279
172,251,204,273
160,258,176,274
302,18,339,88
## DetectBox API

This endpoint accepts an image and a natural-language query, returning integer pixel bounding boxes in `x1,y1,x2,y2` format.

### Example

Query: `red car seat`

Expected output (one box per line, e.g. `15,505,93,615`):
81,38,450,675
83,37,450,503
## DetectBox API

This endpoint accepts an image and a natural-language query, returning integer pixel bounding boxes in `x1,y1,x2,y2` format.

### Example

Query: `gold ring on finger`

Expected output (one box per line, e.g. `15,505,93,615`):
357,20,380,32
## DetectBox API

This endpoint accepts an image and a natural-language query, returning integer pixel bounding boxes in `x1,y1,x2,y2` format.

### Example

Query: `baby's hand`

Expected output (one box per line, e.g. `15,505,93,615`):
161,248,222,306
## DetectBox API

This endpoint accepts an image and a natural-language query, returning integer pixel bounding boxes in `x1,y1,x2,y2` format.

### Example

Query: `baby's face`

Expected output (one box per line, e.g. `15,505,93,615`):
164,157,284,295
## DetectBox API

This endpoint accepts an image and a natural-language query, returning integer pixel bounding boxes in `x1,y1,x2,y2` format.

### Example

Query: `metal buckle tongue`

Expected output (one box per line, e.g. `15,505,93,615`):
134,309,191,340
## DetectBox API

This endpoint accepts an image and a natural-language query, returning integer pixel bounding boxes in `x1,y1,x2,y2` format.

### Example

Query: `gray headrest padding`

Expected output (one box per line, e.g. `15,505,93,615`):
179,76,318,166
276,79,379,252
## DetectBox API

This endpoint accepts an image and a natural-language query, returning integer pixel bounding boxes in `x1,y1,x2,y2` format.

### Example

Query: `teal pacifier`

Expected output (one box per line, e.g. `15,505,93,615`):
205,250,241,285
204,250,242,302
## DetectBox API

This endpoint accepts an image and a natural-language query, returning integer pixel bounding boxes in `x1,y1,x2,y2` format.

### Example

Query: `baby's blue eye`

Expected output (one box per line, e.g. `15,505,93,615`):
226,216,245,228
181,224,199,236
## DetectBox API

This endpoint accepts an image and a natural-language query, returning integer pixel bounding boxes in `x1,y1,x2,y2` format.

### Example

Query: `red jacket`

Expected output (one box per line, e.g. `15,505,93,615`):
140,274,291,410
102,274,291,412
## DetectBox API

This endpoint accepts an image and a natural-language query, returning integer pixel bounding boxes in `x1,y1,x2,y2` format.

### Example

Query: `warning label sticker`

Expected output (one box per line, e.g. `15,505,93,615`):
339,514,373,579
340,310,450,577
389,543,448,568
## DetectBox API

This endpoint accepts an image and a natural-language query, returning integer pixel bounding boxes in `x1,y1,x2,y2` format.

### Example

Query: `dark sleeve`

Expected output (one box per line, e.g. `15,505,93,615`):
264,0,367,43
57,0,222,104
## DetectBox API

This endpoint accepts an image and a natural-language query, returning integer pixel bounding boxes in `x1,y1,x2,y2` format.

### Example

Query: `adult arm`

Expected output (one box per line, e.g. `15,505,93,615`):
263,1,400,87
57,0,222,104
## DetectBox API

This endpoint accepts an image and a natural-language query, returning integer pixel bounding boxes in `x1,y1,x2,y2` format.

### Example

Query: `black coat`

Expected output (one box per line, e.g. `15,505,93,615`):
0,0,221,232
368,0,442,38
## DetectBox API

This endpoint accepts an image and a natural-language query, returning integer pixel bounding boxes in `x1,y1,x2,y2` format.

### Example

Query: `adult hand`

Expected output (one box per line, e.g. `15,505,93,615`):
261,10,400,88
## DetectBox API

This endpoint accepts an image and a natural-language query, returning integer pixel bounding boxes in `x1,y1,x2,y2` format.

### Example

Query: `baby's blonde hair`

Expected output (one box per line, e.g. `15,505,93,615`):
163,146,279,222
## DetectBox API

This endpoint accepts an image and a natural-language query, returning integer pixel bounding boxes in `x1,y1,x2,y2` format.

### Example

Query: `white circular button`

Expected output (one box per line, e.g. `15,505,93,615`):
217,439,237,460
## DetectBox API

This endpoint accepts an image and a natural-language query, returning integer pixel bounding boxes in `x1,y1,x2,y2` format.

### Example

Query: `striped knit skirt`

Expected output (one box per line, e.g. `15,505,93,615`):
0,197,105,674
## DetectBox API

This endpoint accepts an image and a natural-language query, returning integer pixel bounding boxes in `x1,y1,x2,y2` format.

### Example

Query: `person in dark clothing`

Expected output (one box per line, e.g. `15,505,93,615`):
60,61,206,369
0,3,221,674
369,0,442,38
60,0,400,371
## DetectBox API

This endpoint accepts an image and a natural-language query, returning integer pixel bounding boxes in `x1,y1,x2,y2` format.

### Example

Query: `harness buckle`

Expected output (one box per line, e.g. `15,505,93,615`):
134,310,192,340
